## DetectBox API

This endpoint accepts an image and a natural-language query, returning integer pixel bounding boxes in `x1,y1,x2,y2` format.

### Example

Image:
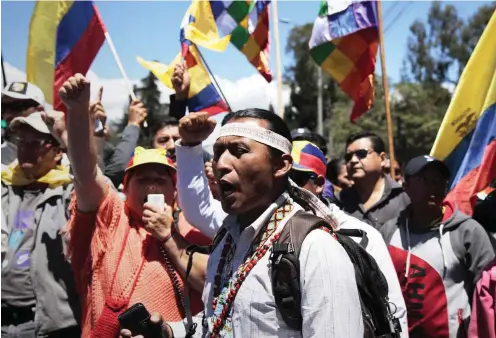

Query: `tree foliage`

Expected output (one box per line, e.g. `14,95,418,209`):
284,2,493,162
404,2,495,85
112,71,165,146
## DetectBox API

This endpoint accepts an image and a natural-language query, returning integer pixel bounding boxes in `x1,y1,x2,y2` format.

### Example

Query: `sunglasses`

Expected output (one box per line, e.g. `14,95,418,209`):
2,100,39,112
344,148,375,163
290,170,317,186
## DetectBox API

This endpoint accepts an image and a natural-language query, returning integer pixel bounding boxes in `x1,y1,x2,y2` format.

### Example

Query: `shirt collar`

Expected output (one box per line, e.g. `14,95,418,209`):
223,193,289,243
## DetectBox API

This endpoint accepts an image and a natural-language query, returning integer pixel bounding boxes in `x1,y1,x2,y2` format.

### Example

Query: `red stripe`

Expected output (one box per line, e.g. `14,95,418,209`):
54,12,105,111
298,152,326,177
201,101,229,116
444,139,496,215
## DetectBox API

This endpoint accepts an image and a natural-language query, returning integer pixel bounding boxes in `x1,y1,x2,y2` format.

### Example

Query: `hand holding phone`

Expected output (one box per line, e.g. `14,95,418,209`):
118,303,166,337
147,194,165,210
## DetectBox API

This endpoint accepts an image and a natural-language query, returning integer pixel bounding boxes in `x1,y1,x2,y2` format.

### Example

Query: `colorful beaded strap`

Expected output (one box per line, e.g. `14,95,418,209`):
210,200,294,337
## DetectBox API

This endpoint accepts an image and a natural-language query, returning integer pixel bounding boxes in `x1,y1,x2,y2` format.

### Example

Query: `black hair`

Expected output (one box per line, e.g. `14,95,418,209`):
222,108,292,157
326,158,346,184
345,131,385,154
149,116,179,146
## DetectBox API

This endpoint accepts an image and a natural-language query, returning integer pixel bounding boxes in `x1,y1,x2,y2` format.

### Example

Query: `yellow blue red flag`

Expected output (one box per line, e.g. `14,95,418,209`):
430,10,496,215
27,1,106,111
137,44,228,115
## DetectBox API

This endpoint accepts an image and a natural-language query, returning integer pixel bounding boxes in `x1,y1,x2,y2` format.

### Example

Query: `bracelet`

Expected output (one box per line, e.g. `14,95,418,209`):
161,232,175,246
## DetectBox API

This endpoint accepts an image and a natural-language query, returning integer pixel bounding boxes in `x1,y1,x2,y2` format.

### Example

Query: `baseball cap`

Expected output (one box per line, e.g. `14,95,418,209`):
291,141,327,177
404,155,450,180
2,82,45,105
290,127,313,140
9,111,63,135
125,147,176,173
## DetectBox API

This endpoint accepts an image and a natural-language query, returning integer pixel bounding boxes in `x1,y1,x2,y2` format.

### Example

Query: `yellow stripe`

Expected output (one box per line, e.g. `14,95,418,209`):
26,1,74,105
184,0,230,52
430,11,496,160
137,45,213,98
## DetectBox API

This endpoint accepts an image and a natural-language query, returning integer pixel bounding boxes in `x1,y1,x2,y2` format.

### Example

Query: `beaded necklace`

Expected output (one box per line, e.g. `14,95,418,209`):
209,200,294,337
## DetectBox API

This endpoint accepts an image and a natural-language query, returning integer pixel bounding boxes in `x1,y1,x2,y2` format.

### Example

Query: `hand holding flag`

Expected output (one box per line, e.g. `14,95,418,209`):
172,62,190,101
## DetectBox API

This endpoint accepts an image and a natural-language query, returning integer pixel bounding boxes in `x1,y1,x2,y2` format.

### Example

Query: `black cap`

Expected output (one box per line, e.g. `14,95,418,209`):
291,128,313,140
404,155,450,180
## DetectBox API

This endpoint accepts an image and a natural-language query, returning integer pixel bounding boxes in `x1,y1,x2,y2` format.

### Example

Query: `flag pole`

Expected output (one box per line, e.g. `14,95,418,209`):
377,0,396,179
271,0,284,118
196,47,232,112
1,54,7,88
104,31,148,127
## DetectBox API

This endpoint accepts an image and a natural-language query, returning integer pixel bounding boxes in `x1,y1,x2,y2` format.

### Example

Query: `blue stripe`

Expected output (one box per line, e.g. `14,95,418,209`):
445,103,496,189
187,83,223,112
55,1,95,66
328,1,378,39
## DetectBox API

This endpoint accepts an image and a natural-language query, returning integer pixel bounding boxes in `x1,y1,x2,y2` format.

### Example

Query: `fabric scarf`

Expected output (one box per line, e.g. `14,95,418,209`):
1,161,71,189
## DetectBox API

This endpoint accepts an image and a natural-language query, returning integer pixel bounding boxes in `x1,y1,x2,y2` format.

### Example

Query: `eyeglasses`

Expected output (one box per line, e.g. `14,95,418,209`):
290,170,317,186
344,148,374,163
2,100,39,112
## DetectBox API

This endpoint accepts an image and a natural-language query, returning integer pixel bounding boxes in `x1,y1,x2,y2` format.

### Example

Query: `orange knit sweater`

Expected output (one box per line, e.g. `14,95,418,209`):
65,189,204,337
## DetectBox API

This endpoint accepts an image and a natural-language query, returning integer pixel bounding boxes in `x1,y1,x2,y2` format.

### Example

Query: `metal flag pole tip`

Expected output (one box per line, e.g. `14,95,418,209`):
104,31,148,127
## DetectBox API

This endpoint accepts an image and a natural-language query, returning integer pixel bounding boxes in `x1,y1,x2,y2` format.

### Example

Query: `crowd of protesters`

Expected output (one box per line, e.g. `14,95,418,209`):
1,64,495,338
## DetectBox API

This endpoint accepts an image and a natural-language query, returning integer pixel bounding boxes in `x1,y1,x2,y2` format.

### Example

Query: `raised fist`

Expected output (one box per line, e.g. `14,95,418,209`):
179,112,216,147
128,100,148,127
172,62,190,100
59,74,91,110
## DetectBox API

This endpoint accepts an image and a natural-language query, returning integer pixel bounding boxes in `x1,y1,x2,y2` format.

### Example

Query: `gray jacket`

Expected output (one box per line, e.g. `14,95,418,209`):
1,182,80,336
335,175,410,230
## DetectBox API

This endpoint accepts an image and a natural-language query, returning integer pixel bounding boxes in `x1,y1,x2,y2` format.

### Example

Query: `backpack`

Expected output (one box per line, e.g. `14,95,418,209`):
269,212,401,337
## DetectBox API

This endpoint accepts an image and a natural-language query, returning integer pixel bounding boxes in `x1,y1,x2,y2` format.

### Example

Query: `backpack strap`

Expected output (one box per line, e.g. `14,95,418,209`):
270,211,332,330
336,228,369,248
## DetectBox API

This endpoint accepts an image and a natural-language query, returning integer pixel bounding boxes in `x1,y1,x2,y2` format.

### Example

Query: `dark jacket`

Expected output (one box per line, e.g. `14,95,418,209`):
103,124,140,188
335,175,410,229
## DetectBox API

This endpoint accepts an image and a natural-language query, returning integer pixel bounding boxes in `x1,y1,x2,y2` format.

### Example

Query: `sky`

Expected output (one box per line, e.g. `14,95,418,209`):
0,1,490,121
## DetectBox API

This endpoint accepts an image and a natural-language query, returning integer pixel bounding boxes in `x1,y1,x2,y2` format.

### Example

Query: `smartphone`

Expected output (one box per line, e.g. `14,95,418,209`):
147,194,165,210
94,119,104,133
118,303,151,336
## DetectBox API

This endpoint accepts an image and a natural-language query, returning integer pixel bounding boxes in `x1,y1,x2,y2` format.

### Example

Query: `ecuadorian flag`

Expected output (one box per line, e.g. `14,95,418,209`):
27,1,106,111
137,44,228,116
431,11,496,215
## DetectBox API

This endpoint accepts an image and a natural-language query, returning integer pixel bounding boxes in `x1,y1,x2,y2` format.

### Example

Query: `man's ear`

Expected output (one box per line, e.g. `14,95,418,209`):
379,152,388,167
273,153,293,179
314,175,326,195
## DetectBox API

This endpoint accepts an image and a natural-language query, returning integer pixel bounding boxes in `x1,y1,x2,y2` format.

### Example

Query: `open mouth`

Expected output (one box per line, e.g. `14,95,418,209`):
219,180,237,199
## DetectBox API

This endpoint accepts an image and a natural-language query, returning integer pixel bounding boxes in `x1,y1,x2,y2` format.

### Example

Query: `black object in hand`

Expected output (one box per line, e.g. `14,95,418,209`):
118,303,165,337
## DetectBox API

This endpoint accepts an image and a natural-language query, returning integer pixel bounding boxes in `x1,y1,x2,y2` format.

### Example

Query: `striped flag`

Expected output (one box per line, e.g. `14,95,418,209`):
27,1,106,111
309,0,379,122
431,11,496,215
137,44,228,115
180,0,230,56
209,0,272,82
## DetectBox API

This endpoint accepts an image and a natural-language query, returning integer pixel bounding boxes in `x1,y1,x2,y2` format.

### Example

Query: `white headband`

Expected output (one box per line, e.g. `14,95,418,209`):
218,123,293,154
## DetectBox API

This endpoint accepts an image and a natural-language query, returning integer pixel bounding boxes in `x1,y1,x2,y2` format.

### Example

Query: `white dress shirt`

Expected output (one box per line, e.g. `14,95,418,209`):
201,194,363,337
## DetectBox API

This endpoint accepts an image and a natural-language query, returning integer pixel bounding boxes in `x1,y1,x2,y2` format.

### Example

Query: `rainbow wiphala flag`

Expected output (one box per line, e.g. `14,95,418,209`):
210,0,272,82
309,0,379,122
